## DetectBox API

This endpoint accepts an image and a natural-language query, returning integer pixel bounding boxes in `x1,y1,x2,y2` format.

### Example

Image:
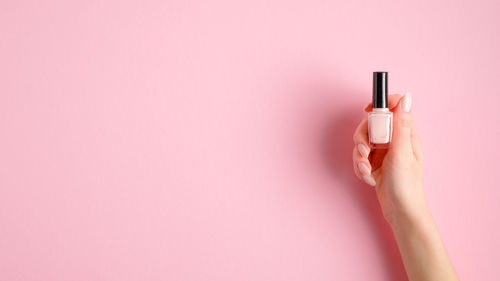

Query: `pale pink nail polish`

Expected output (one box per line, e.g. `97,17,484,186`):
358,162,371,176
357,143,369,158
368,72,393,149
363,175,376,186
402,92,412,112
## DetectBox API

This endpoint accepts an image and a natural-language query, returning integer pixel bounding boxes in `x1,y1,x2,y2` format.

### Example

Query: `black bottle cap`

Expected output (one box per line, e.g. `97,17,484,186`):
373,72,388,108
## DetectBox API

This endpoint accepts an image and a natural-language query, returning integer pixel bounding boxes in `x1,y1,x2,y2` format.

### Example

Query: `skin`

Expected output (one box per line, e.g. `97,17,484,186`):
352,93,459,281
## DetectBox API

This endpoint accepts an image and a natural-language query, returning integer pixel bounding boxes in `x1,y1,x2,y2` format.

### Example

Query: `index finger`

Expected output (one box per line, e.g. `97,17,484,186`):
353,118,369,155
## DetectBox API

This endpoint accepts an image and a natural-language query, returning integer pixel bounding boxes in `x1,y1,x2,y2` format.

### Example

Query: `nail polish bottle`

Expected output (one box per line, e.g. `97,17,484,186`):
368,72,392,149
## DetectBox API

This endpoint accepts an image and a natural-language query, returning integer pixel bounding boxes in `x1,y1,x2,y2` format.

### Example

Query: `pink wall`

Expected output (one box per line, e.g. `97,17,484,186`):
1,0,499,280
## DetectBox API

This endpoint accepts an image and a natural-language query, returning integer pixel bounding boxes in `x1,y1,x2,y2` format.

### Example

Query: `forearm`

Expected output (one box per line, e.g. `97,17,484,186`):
390,209,459,281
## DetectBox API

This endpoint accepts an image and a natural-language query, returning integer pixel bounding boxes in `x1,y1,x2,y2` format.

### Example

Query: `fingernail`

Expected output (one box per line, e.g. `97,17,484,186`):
363,175,376,186
357,143,369,158
402,92,412,112
358,162,371,176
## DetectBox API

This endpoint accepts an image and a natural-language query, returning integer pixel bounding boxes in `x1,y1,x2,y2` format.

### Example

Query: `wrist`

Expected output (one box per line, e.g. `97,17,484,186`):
386,206,434,233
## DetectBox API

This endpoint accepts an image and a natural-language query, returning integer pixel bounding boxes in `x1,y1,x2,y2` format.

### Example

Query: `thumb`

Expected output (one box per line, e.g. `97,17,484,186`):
391,92,413,155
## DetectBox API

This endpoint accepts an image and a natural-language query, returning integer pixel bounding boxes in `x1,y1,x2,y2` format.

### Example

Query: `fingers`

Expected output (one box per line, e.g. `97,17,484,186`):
391,92,416,159
353,92,422,185
395,92,423,161
353,118,369,150
364,94,402,112
352,146,376,186
411,126,423,161
352,119,376,186
406,96,423,161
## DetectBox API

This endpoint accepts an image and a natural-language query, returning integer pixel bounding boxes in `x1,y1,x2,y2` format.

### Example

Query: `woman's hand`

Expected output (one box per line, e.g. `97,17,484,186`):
352,93,459,281
352,93,428,225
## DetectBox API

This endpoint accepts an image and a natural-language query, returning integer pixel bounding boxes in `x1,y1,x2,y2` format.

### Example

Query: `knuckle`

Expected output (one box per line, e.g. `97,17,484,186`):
392,150,412,163
352,163,359,176
399,114,412,128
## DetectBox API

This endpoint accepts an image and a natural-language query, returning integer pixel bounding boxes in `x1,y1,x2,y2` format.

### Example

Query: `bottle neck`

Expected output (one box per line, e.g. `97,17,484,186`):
372,108,389,112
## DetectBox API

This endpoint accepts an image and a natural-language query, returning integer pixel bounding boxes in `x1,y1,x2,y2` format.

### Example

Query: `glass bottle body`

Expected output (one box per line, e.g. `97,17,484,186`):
368,108,393,149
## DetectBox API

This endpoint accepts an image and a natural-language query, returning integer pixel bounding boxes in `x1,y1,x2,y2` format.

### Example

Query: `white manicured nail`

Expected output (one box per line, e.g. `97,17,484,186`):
363,175,376,186
358,162,371,176
357,143,369,158
402,92,412,112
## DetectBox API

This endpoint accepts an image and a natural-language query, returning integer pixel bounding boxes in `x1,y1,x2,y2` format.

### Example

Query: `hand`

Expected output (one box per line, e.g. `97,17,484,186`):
353,94,459,280
352,93,428,224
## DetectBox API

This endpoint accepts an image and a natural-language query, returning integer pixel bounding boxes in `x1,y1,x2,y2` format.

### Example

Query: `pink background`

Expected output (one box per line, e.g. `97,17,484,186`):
1,0,499,280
